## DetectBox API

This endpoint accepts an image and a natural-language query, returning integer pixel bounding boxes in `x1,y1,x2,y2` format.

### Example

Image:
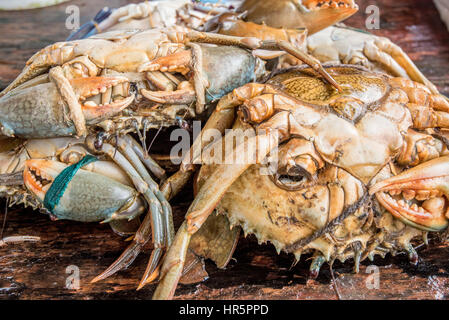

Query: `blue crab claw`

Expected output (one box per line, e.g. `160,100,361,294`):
0,75,134,138
370,156,449,232
23,159,145,222
138,44,265,114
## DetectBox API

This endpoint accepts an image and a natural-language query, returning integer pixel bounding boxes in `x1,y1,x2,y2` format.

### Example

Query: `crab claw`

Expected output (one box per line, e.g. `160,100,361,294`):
138,45,264,113
23,159,145,222
0,75,134,138
370,156,449,231
70,76,134,121
239,0,359,35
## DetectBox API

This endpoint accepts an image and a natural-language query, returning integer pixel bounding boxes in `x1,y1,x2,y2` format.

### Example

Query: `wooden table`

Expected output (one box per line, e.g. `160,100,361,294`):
0,0,449,300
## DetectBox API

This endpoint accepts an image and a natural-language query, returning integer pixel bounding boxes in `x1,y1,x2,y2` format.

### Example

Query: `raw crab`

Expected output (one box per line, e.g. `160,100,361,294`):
152,64,449,299
78,0,357,38
206,2,441,96
0,27,339,139
0,23,345,290
0,134,178,287
80,0,441,99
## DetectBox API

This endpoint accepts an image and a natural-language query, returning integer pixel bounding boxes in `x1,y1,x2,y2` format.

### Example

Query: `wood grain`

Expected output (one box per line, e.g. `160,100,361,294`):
0,0,449,300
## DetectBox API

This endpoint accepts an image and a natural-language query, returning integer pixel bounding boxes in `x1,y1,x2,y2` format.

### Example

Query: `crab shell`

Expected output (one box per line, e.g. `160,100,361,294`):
193,65,449,264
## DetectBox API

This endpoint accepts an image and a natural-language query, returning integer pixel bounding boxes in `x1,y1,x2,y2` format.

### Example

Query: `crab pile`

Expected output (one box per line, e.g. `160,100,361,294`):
0,0,448,300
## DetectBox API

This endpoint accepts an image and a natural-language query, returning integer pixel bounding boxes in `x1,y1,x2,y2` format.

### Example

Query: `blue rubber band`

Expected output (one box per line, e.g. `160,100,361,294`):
43,155,98,213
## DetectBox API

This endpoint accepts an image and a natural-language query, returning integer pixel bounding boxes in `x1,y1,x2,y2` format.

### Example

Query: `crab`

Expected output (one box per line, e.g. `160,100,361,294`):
149,64,449,299
0,21,350,290
66,0,241,40
0,26,343,139
76,0,358,39
214,2,441,95
0,134,178,287
78,0,442,100
0,134,212,288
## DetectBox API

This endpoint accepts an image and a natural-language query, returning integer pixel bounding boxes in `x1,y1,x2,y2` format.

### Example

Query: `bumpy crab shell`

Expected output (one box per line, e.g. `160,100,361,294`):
153,64,449,299
196,159,427,266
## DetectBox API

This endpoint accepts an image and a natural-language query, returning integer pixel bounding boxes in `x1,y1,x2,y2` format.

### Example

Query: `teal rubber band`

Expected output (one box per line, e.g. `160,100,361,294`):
43,155,98,213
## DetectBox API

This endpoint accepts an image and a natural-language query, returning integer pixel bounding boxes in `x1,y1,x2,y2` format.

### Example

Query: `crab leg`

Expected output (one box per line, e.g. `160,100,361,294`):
145,107,236,290
397,129,449,166
49,66,87,137
160,169,195,202
365,37,439,95
139,48,206,113
157,105,237,204
153,132,279,299
124,135,166,180
184,31,342,91
274,40,342,91
0,43,75,97
156,105,237,203
115,136,173,243
90,142,167,285
182,106,236,171
389,78,449,129
145,71,177,91
187,43,207,113
91,211,152,283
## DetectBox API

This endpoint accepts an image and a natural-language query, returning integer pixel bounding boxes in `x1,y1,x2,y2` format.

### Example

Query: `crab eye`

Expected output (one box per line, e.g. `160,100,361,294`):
270,166,311,191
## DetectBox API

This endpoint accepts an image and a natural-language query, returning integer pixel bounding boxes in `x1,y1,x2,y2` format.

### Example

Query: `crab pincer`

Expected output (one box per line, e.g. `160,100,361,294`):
370,156,449,232
0,74,134,138
23,159,145,222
